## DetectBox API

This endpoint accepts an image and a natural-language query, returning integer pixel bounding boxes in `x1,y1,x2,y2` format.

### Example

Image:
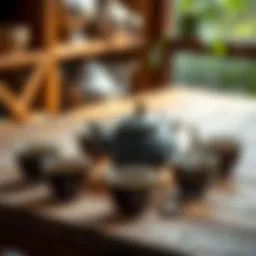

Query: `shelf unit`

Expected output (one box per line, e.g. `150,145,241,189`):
1,0,168,122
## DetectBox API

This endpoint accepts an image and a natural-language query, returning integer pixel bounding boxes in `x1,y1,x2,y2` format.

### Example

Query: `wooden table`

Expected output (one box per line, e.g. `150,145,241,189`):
2,88,256,255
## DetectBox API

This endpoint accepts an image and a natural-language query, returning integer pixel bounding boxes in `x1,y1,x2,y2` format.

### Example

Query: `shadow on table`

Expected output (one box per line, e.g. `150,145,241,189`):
0,179,34,193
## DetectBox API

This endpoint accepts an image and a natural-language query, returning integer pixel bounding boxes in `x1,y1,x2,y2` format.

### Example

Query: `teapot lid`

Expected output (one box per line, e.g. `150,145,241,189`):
115,102,158,136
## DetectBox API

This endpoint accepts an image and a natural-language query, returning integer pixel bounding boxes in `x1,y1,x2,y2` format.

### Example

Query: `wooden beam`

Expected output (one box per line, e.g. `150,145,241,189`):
0,82,27,120
43,0,61,114
45,58,61,114
131,0,152,92
43,0,58,47
0,51,43,71
131,0,172,92
55,33,144,61
20,62,47,106
150,0,172,88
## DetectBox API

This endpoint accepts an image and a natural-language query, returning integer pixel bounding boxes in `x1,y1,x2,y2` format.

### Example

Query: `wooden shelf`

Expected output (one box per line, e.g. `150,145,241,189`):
55,33,145,61
0,51,44,71
0,34,144,71
0,0,154,121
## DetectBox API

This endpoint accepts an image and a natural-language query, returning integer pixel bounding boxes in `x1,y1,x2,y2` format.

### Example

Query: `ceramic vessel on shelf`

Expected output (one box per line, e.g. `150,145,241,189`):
82,60,122,101
62,4,87,42
15,142,60,181
106,167,157,217
203,135,241,179
86,0,115,39
0,25,31,53
45,156,90,201
62,60,122,106
62,59,124,103
106,0,143,35
105,60,139,95
82,102,177,167
172,149,217,200
62,0,98,22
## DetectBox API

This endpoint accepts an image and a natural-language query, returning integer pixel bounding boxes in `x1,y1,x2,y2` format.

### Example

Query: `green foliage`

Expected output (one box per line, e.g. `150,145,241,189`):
148,0,255,70
147,37,170,70
248,65,256,96
208,39,228,57
221,0,246,13
172,1,256,96
177,0,247,22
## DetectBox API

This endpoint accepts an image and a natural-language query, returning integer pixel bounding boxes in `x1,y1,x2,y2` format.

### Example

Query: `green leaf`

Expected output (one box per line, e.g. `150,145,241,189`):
209,39,228,56
234,20,256,39
180,0,194,11
248,65,256,95
221,0,246,13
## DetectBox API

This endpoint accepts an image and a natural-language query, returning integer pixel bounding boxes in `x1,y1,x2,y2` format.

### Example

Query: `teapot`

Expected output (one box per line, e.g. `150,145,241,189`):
78,102,177,167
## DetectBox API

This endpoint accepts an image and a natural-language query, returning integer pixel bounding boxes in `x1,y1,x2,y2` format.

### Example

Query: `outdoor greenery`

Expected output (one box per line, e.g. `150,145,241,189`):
176,0,256,42
173,0,256,95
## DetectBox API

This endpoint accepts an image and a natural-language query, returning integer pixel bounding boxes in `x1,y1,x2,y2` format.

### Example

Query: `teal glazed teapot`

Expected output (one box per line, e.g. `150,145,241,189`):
80,102,177,167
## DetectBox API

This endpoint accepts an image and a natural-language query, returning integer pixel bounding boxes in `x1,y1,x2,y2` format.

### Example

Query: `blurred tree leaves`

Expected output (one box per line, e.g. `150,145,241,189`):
148,37,170,70
221,0,246,13
208,39,228,57
172,0,256,96
177,0,248,24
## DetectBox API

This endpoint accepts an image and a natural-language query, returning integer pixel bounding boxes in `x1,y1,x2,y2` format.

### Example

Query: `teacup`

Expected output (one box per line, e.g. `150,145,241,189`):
15,142,59,181
204,136,240,179
45,156,89,201
106,167,157,217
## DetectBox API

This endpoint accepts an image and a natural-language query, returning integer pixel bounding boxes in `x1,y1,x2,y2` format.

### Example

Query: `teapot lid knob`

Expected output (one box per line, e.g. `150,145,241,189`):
134,101,147,115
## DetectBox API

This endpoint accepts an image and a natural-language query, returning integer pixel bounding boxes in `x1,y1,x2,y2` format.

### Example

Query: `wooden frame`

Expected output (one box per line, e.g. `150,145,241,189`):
0,60,47,121
0,0,153,121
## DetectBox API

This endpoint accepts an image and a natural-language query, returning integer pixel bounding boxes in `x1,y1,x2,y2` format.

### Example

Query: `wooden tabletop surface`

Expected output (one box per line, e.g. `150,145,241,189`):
2,88,256,255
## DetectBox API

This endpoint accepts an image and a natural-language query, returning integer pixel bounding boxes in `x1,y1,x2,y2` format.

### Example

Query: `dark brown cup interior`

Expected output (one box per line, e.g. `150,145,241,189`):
110,187,151,216
106,169,156,217
16,144,59,181
172,150,215,200
46,158,88,201
48,171,85,201
204,137,240,179
173,166,210,200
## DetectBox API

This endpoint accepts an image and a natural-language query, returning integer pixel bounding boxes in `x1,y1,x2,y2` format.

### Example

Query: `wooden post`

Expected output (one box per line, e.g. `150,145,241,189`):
131,0,152,92
132,0,171,92
150,0,172,88
43,0,61,114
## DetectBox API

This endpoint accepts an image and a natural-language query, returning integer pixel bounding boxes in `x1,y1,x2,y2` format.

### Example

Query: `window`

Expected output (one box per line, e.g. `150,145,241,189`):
171,0,256,95
173,0,256,43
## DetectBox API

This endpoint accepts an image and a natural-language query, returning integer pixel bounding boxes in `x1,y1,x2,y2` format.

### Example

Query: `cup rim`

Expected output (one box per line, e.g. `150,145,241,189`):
105,166,157,190
14,141,59,156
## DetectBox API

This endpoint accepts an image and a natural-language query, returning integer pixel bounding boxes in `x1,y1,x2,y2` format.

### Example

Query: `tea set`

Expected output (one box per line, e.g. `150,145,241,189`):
14,102,241,217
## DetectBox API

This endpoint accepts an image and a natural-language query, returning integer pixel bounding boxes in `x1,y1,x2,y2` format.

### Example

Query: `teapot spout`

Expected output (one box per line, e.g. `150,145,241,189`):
88,122,111,154
76,121,111,162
